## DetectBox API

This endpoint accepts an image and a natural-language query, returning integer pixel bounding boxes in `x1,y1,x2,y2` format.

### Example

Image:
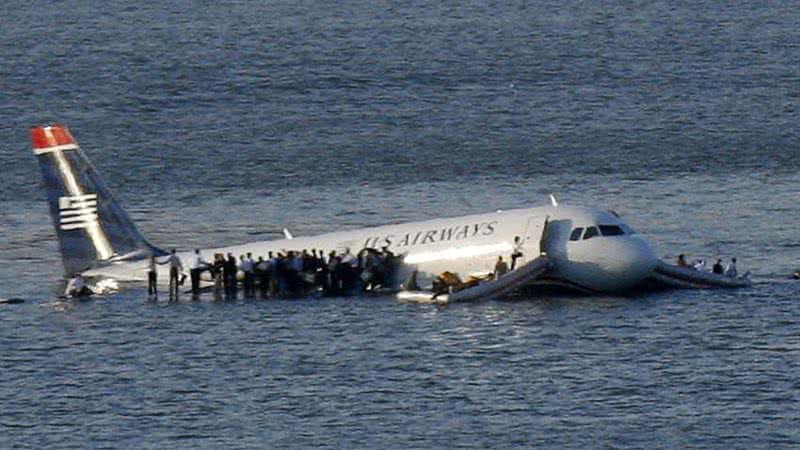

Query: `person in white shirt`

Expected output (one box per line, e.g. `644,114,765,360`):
189,249,209,296
341,249,358,269
240,252,256,297
256,256,271,298
510,235,524,270
725,257,738,278
158,249,184,301
64,274,93,298
268,251,279,296
692,259,707,271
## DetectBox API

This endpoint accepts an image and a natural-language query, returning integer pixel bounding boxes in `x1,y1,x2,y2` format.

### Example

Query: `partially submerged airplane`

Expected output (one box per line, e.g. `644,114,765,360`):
30,124,750,297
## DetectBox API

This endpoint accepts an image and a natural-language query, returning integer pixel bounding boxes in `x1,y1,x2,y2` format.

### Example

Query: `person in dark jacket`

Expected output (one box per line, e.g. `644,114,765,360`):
712,258,724,275
494,256,509,278
223,253,238,299
147,255,158,298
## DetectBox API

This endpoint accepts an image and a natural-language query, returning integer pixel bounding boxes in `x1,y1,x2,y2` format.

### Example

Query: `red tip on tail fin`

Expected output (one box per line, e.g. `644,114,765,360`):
31,124,77,150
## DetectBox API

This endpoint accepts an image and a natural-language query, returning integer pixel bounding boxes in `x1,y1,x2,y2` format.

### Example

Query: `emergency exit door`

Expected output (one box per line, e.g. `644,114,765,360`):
524,216,555,254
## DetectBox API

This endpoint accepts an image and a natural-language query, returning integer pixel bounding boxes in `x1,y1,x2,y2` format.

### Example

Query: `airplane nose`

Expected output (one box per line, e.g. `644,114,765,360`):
601,236,658,291
627,237,658,281
556,233,661,293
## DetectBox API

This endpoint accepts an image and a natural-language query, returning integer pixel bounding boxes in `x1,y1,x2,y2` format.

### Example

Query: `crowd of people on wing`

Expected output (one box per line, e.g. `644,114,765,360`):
147,246,400,300
66,236,530,299
676,254,739,277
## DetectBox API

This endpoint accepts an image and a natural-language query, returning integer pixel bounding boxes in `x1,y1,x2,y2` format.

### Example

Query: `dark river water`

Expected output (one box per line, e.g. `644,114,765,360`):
1,1,799,448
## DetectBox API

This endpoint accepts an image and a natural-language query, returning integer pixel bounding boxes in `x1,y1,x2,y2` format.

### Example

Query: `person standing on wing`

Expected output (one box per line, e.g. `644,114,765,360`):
240,253,255,298
223,253,237,299
158,248,184,301
189,249,208,297
147,255,158,298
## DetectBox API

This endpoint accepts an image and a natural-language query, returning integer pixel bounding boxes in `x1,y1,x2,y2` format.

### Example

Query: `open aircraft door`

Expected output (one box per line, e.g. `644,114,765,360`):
521,215,560,256
518,216,546,262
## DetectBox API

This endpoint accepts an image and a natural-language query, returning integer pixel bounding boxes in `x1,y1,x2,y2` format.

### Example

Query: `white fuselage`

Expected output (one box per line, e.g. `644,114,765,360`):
85,204,658,293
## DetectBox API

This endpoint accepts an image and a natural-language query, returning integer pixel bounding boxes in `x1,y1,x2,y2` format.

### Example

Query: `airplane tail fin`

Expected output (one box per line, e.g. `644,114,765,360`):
31,124,164,276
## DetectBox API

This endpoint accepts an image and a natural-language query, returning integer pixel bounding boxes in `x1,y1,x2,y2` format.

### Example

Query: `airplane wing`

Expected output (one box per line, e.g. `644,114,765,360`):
82,263,148,282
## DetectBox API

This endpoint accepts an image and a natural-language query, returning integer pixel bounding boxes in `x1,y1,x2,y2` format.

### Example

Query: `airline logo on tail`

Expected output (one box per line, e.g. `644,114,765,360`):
59,193,99,231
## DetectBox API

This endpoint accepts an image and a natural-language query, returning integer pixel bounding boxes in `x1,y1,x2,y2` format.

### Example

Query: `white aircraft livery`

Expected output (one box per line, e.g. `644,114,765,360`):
31,124,662,294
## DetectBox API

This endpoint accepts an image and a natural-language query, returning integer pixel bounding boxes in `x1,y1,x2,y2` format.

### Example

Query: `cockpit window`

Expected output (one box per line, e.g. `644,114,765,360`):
569,227,584,241
583,226,599,240
599,225,624,236
620,224,636,235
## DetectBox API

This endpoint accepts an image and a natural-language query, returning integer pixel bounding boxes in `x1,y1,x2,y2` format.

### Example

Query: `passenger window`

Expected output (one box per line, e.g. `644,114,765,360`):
599,225,624,236
583,226,599,240
569,227,584,241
